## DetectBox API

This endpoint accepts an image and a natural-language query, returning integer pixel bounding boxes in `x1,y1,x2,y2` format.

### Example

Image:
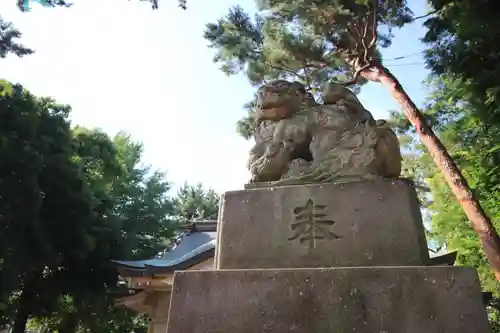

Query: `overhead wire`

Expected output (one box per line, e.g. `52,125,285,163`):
383,51,426,63
385,62,426,67
380,50,427,68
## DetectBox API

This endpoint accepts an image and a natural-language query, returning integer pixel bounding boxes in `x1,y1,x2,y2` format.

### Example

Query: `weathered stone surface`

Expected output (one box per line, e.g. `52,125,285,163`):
216,178,429,269
166,266,490,333
247,80,402,187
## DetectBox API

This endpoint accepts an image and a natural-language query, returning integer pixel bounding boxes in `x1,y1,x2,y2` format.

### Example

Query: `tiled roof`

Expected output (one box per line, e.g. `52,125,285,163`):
113,220,217,276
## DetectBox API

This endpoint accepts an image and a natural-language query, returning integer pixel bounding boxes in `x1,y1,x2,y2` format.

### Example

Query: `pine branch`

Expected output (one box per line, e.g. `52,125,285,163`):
269,63,306,81
341,62,372,86
411,8,442,21
338,1,379,87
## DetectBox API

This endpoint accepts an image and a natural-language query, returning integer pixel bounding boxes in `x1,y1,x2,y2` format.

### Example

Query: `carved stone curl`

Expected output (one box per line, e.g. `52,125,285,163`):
247,80,402,187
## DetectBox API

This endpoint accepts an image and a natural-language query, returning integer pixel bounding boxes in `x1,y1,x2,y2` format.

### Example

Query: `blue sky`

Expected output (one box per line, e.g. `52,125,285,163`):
0,0,431,193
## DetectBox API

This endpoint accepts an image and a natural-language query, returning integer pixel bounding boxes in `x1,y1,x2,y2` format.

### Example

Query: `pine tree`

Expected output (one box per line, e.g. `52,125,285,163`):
172,183,219,221
204,0,500,279
0,16,33,58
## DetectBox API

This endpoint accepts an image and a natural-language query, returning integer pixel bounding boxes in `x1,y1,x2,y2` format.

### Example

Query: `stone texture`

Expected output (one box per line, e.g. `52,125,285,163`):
166,266,490,333
149,291,170,333
248,80,402,186
216,179,429,269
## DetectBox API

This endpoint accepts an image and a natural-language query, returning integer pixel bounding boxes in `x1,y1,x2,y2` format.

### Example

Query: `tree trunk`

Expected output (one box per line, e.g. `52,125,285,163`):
359,62,500,280
11,272,40,333
58,313,78,333
11,287,30,333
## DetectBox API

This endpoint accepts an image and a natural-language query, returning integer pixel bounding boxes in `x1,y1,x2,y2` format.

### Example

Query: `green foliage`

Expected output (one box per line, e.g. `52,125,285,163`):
26,304,149,333
25,131,181,333
392,74,500,330
205,0,414,85
17,0,73,12
107,132,179,259
420,0,500,293
235,100,258,140
172,183,219,221
16,0,187,11
0,79,185,333
0,78,223,332
204,5,354,88
0,16,33,58
386,0,500,327
423,0,500,126
258,0,413,44
0,80,97,332
204,1,415,139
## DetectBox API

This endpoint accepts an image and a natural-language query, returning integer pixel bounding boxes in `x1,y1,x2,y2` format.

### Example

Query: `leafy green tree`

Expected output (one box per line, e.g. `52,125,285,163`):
26,130,181,333
0,79,180,333
415,0,500,325
60,180,220,333
107,132,179,259
391,74,500,331
172,182,219,221
423,0,500,115
204,0,500,280
0,80,99,333
42,130,179,333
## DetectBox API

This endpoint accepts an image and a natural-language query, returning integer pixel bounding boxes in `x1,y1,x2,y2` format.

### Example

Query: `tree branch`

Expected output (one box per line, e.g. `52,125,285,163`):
340,62,373,86
304,61,328,69
367,0,378,49
411,8,442,21
346,26,360,52
269,63,306,82
302,64,314,91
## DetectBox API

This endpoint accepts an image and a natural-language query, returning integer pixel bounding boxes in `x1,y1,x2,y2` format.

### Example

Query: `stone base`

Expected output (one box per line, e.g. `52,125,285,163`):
166,266,490,333
216,179,429,269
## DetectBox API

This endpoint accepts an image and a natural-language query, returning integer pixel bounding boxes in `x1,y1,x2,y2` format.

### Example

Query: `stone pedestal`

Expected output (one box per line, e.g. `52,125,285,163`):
147,291,170,333
167,267,489,333
216,179,429,269
166,179,492,332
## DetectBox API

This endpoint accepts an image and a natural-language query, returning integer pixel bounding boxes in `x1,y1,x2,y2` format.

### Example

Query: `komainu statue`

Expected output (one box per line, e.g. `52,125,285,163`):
247,80,402,187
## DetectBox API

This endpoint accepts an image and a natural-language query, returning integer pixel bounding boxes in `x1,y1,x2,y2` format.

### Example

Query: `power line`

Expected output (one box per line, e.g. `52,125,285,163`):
384,51,425,62
385,62,426,67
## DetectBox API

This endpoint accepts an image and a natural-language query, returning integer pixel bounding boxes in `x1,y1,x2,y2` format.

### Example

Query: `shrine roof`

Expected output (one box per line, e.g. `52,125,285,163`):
113,220,217,277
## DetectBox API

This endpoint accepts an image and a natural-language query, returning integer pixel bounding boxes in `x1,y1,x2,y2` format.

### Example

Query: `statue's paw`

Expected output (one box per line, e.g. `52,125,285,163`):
264,141,285,157
282,158,312,178
249,175,259,183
